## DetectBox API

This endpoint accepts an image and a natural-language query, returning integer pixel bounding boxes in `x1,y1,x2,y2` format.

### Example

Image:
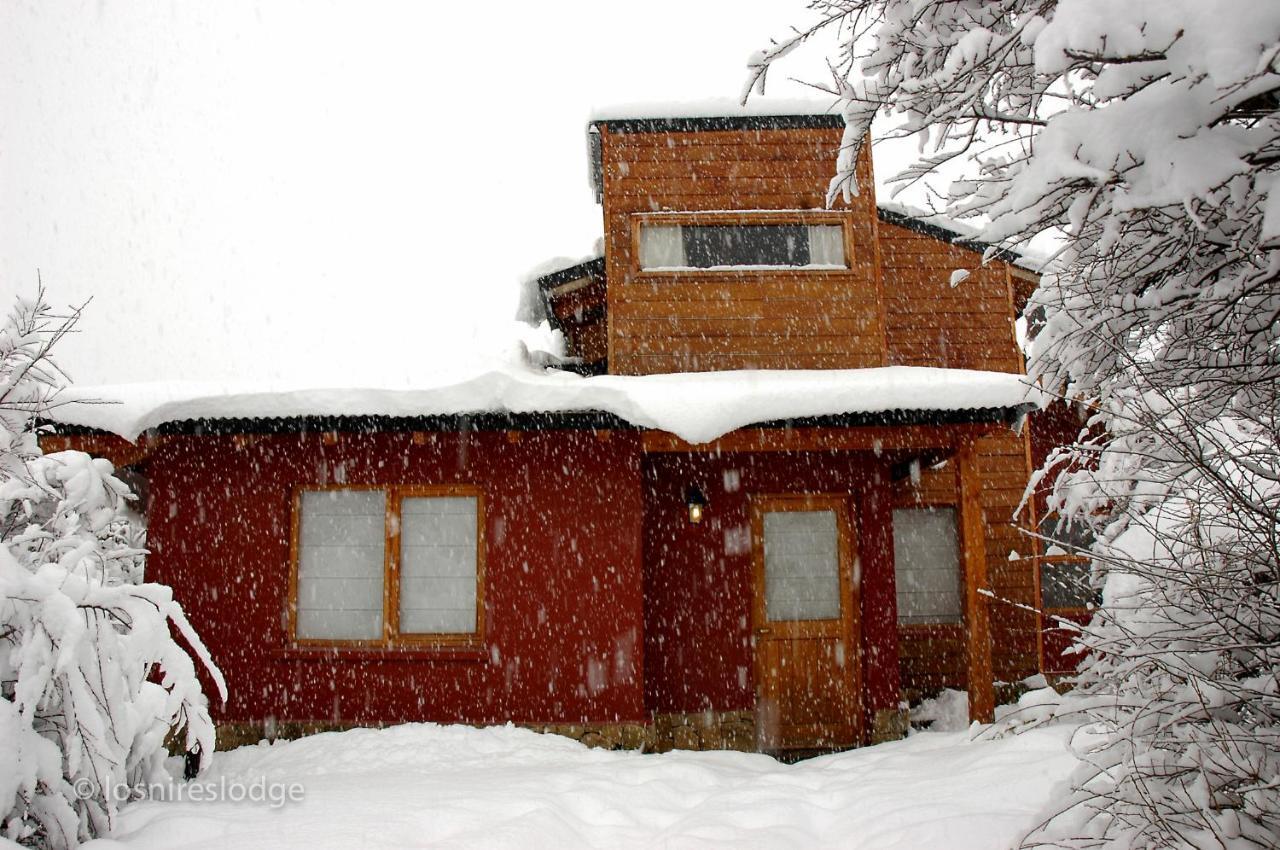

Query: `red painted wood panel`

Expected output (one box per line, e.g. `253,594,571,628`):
145,429,646,726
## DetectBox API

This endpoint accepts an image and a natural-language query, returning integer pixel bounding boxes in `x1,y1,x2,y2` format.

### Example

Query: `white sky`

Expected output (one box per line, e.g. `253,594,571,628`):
1,1,919,387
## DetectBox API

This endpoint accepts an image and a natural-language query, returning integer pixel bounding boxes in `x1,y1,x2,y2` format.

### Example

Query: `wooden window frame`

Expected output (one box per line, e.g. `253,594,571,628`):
288,483,485,650
1039,555,1096,621
1039,554,1095,675
1035,509,1098,620
750,493,858,634
630,210,854,279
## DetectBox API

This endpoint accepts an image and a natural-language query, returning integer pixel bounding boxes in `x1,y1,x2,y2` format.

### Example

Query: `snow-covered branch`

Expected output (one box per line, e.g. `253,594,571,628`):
1,292,224,849
753,1,1280,846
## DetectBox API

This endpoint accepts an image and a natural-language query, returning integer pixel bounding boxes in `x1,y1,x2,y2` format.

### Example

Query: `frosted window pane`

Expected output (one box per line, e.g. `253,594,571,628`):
297,490,385,640
399,496,478,634
807,225,846,266
893,507,961,625
639,224,685,268
763,510,840,621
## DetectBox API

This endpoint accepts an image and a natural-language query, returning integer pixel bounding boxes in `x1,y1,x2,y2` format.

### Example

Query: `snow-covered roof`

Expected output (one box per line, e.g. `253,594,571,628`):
51,357,1040,445
589,97,842,123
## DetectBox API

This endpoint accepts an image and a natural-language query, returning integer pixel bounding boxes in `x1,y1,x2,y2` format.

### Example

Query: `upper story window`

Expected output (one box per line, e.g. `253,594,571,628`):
638,221,847,271
291,485,484,647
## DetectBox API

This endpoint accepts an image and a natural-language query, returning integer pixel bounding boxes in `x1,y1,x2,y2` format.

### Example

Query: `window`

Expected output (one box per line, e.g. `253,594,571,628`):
1041,559,1099,609
638,222,846,270
291,486,483,645
1038,512,1100,610
893,506,962,625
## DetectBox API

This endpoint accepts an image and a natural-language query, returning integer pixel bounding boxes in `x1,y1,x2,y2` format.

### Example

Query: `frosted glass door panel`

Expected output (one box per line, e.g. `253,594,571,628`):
296,489,386,640
763,510,840,621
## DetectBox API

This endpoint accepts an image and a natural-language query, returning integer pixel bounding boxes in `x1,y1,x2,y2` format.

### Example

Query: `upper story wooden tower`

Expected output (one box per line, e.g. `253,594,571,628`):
539,112,1035,379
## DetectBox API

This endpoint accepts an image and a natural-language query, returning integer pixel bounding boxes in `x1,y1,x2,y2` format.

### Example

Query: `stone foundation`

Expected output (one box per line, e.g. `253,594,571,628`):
213,708,907,755
214,711,757,755
499,711,757,753
870,708,909,744
651,710,757,752
522,722,657,751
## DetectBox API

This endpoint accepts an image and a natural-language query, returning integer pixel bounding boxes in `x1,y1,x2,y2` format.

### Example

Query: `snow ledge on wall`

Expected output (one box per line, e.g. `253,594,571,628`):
51,356,1042,445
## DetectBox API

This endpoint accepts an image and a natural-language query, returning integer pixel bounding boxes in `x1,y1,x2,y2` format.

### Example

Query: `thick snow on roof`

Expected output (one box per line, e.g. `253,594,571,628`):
590,97,841,122
54,354,1039,444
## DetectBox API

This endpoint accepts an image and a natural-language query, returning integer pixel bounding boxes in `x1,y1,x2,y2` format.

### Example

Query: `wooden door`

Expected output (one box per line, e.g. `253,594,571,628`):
751,494,860,751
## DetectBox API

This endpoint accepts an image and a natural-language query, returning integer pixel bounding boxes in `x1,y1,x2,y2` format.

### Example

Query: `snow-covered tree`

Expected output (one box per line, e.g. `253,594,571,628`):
0,291,225,849
750,2,1280,847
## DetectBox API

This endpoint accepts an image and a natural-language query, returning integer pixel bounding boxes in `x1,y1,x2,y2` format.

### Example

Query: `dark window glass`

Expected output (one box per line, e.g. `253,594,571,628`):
1023,303,1047,340
1041,560,1102,609
1038,512,1095,556
682,224,810,268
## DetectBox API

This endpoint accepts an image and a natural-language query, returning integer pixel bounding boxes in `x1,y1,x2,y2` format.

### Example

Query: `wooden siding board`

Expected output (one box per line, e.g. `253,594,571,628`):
614,316,880,338
613,300,879,321
879,220,1022,373
610,176,844,197
614,160,838,179
612,336,884,358
621,353,877,373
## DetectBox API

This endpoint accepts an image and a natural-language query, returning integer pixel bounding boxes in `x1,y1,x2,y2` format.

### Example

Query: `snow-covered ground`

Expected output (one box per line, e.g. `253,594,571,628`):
77,721,1077,850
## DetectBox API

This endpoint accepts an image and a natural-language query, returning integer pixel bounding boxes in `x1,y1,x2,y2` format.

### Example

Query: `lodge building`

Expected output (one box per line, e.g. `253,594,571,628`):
47,107,1088,754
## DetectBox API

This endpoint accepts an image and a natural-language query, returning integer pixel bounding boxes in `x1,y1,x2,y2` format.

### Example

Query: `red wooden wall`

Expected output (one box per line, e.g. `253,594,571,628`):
144,428,647,726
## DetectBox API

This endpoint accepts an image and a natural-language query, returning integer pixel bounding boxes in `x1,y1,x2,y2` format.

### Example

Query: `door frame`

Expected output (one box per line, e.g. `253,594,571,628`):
749,492,862,749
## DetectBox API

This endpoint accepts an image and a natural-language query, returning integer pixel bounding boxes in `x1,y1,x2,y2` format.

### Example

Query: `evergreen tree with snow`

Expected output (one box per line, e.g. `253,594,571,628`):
0,291,225,849
752,2,1280,846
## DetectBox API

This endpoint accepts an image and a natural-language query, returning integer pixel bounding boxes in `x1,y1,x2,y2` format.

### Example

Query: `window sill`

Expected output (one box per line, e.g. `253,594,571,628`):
897,622,965,634
629,268,853,283
273,644,487,663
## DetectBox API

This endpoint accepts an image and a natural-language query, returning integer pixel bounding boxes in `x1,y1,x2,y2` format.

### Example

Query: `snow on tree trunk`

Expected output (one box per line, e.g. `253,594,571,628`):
1,291,226,848
751,2,1280,846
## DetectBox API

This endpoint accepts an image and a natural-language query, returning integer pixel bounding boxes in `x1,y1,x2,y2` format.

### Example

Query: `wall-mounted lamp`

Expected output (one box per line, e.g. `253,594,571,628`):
686,486,707,525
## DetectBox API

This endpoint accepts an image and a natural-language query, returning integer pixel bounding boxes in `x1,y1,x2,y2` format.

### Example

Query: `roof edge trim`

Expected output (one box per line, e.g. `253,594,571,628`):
40,404,1035,440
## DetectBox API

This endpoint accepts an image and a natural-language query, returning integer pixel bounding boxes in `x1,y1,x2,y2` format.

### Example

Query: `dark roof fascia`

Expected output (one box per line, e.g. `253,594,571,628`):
587,113,843,202
39,403,1033,440
589,114,845,135
534,257,605,293
875,206,1025,266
